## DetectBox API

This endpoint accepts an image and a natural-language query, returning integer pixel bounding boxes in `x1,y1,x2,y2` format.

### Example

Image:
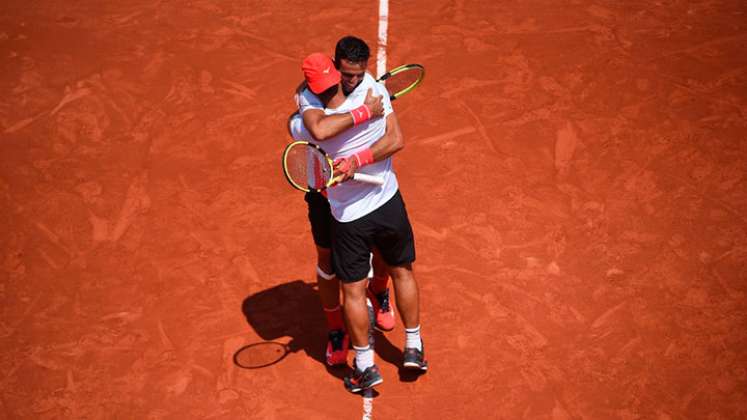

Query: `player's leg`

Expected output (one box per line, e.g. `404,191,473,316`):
341,279,370,352
388,263,419,328
373,191,428,372
314,245,349,366
333,216,384,392
315,246,337,304
305,191,348,366
367,249,395,331
341,279,383,392
387,263,426,370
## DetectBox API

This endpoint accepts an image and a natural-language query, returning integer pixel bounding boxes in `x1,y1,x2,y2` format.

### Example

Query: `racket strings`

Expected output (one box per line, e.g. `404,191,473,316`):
311,154,325,188
384,68,424,97
284,144,331,190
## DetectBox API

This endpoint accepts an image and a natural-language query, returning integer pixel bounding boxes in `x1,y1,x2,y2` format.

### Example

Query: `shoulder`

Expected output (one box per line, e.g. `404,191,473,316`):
298,88,324,113
349,73,388,100
299,88,322,105
351,73,377,94
365,73,394,114
363,73,389,97
288,112,313,141
365,73,383,93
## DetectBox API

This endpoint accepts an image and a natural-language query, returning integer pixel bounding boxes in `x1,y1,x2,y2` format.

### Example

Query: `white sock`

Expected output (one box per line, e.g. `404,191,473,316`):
353,345,374,370
405,325,422,351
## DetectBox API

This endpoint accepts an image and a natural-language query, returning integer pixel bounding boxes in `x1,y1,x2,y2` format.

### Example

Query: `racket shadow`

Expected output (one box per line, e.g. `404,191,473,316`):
239,279,345,378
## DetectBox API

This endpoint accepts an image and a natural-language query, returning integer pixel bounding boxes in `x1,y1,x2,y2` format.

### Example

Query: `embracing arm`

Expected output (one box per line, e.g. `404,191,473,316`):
301,88,384,141
370,111,404,161
333,111,404,182
302,109,356,141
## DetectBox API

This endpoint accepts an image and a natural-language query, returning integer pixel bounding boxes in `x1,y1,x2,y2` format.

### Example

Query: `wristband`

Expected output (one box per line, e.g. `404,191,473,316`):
350,104,372,126
353,148,374,167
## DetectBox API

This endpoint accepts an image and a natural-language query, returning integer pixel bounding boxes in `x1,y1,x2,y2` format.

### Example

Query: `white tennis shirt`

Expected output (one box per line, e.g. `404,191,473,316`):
290,73,399,223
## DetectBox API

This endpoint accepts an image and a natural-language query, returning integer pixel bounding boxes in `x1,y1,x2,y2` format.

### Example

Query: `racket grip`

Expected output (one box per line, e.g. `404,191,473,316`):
352,173,384,185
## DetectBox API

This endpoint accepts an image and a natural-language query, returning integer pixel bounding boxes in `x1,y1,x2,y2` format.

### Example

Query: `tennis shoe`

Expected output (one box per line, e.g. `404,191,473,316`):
344,363,383,393
367,287,395,332
325,329,349,366
403,341,428,371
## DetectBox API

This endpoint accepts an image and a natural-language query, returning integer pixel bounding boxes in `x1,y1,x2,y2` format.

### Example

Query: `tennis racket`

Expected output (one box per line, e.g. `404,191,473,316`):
282,141,384,192
377,64,425,101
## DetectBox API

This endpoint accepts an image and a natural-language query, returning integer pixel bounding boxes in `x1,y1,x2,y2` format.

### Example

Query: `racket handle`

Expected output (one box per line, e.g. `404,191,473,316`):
352,173,384,185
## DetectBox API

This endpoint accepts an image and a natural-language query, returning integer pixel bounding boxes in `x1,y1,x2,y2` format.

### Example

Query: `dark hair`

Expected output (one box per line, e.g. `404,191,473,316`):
334,36,370,65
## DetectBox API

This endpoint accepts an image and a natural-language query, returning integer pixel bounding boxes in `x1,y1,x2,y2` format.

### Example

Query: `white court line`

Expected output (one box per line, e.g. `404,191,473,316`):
361,298,376,419
362,4,387,419
362,389,374,419
376,0,388,79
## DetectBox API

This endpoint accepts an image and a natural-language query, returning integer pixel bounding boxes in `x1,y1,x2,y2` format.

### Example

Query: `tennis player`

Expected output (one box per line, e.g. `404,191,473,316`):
288,44,397,368
291,36,428,393
296,53,398,334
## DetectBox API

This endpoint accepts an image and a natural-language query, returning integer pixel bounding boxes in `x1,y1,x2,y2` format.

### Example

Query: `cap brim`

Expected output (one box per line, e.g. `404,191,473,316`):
308,72,341,94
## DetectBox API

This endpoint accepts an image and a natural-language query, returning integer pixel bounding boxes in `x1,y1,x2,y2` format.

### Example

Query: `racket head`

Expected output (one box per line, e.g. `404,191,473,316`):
377,64,425,101
281,141,335,192
233,341,291,369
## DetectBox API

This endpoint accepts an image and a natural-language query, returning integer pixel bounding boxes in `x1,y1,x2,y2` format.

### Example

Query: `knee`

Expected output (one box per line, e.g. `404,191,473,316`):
389,264,414,280
342,281,368,301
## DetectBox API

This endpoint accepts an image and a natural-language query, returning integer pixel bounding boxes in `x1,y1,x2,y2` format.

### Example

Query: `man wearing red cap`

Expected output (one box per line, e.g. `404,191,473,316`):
289,50,397,369
298,45,400,339
296,52,386,140
290,35,427,393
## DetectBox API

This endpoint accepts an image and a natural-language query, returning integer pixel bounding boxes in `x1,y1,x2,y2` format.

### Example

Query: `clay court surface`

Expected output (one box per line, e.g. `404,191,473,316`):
2,1,747,418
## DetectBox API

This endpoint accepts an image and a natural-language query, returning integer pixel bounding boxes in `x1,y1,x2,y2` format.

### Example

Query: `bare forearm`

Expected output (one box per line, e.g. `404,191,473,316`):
312,113,355,141
370,132,402,161
370,113,404,162
302,110,355,141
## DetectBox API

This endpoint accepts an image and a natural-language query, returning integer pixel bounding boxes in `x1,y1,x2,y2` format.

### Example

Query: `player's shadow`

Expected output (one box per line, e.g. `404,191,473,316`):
240,279,346,379
240,279,424,383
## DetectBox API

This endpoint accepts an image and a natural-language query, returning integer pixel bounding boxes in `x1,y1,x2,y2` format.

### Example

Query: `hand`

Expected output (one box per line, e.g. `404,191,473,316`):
332,156,360,185
363,88,384,118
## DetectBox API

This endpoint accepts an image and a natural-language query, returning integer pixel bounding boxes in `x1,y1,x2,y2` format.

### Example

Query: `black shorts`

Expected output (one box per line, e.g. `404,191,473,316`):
305,191,332,249
332,190,416,282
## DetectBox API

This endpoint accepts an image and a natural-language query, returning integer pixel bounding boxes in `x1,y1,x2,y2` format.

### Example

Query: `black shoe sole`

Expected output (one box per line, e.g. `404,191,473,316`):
345,377,384,393
403,362,428,371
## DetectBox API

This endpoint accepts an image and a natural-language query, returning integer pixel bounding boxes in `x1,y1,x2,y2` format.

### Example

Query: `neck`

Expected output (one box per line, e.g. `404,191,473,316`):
321,85,346,109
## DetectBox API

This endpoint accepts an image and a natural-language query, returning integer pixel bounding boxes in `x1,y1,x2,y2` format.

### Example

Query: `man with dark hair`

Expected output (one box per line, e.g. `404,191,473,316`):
334,35,372,96
330,36,399,334
291,35,428,393
289,46,395,368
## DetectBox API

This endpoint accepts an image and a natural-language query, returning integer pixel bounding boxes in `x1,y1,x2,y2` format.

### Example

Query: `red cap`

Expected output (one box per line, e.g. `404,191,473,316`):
302,53,341,94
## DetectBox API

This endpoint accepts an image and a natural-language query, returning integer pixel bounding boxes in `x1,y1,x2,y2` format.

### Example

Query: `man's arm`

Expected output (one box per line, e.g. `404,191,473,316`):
332,111,404,182
301,88,384,141
370,111,404,161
